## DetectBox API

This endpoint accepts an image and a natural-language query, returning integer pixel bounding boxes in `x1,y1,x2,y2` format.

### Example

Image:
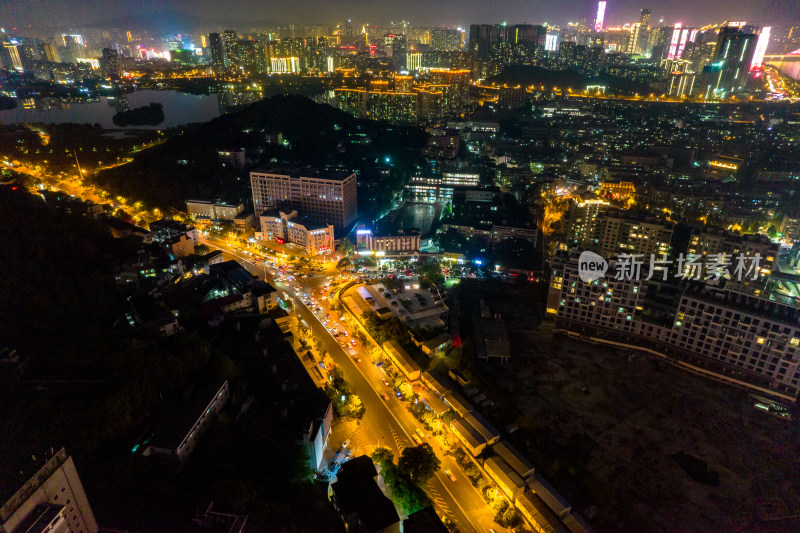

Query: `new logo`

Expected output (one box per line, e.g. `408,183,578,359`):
578,251,608,282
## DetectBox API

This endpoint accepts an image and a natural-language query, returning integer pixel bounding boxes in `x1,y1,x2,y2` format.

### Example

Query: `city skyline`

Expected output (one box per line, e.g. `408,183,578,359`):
1,0,797,32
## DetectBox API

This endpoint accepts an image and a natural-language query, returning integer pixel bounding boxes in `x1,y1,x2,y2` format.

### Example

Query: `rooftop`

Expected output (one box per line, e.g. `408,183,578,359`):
255,167,355,181
148,380,228,451
332,456,400,532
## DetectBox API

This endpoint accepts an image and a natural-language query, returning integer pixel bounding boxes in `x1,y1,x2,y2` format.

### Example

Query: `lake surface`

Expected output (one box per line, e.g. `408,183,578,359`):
0,90,222,129
393,202,441,237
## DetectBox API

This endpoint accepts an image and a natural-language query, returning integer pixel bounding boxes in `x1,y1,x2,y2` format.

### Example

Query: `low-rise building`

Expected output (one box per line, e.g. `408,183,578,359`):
186,200,245,221
165,233,195,259
383,340,422,382
411,331,452,357
258,210,334,256
218,148,246,168
149,218,199,245
145,380,230,465
403,506,449,532
484,456,526,499
421,371,455,397
329,456,401,533
528,473,572,519
515,491,568,533
491,224,539,246
233,210,256,233
356,227,421,255
449,411,500,456
443,391,473,417
493,440,535,479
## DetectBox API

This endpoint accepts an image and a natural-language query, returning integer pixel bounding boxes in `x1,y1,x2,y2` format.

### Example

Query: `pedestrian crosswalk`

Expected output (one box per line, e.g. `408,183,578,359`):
424,480,459,527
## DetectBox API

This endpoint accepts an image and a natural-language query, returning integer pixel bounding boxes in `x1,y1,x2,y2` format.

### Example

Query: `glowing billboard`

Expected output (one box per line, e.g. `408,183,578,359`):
750,27,771,70
595,1,606,32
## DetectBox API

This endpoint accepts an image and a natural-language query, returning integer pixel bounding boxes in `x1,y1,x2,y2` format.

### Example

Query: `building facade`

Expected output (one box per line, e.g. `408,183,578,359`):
250,168,358,228
258,210,335,256
0,449,98,533
355,227,421,255
186,200,245,221
550,252,800,401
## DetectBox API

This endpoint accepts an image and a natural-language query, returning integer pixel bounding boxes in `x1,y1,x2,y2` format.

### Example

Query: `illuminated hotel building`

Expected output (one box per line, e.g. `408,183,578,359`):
250,168,358,228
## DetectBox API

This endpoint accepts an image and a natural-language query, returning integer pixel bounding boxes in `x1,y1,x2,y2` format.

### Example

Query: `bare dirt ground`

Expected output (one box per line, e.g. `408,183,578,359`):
459,281,800,533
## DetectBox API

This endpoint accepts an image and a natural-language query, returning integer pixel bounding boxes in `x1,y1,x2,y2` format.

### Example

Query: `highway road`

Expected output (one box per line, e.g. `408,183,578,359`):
200,236,506,533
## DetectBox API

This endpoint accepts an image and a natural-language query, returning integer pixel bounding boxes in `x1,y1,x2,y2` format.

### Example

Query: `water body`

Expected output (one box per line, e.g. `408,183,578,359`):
0,90,221,129
392,202,441,237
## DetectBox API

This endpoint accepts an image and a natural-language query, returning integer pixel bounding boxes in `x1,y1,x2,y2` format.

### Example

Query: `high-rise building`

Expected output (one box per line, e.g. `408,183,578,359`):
366,91,417,123
627,23,643,55
545,30,559,51
208,32,227,73
0,448,98,533
566,197,610,248
406,52,422,71
469,24,501,59
222,29,238,52
595,1,607,33
99,47,120,79
750,26,771,70
40,42,60,63
250,168,358,228
701,25,757,98
667,24,692,59
640,9,652,27
391,34,408,70
432,28,461,51
2,43,24,71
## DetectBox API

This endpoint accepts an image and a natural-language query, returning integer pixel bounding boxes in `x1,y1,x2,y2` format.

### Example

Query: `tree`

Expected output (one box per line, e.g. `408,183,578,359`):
397,443,441,484
767,225,778,238
372,447,395,469
493,499,509,522
503,508,519,527
417,260,444,288
338,237,355,257
337,256,351,272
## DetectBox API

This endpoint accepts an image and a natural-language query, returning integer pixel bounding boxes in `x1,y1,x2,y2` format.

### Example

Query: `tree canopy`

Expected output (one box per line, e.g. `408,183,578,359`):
397,443,441,484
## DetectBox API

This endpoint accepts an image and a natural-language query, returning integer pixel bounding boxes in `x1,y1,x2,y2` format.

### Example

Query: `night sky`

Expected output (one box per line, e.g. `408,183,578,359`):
1,0,797,30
